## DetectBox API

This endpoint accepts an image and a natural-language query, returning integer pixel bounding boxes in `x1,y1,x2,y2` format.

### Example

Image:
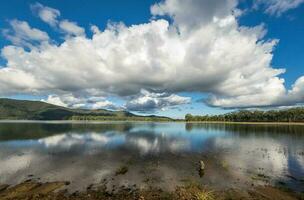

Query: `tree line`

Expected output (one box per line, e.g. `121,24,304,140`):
185,107,304,122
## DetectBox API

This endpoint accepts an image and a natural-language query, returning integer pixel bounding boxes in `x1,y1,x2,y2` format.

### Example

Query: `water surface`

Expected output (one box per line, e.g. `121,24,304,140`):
0,121,303,192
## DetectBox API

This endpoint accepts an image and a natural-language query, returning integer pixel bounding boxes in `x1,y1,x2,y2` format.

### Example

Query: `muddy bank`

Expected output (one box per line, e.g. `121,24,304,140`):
0,180,302,200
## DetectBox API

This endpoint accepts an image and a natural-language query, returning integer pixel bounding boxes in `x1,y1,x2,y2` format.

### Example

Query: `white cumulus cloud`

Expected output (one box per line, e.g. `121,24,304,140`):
0,0,303,111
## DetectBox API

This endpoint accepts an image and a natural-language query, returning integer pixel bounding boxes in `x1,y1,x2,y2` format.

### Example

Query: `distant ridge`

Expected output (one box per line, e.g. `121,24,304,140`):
0,98,172,121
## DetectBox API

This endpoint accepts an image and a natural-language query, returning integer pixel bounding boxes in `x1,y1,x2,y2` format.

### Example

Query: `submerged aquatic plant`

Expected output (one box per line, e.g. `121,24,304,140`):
115,165,129,176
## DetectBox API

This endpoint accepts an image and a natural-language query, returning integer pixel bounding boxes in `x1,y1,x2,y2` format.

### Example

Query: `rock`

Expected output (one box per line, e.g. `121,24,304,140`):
200,160,205,171
199,160,205,177
138,195,145,200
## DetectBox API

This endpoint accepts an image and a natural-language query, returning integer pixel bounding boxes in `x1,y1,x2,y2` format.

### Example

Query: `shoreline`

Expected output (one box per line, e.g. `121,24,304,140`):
184,121,304,126
1,119,304,126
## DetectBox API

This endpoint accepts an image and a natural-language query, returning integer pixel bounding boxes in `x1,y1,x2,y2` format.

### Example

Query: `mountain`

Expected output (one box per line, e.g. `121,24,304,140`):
0,98,172,121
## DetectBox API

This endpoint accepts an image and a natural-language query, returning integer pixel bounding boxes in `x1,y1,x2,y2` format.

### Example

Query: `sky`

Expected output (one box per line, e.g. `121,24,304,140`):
0,0,303,119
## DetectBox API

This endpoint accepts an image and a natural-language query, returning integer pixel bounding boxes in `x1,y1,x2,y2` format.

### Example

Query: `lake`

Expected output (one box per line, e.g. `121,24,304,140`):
0,121,303,193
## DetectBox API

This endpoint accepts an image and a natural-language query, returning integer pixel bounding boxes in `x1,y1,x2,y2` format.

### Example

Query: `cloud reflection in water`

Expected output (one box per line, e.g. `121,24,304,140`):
0,122,303,191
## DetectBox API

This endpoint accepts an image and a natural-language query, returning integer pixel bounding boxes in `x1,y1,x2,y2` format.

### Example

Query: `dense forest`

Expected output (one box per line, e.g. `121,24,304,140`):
185,108,304,122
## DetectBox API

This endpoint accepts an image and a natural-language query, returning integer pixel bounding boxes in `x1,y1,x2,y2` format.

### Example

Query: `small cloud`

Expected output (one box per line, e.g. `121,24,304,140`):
31,3,84,37
254,0,304,16
31,3,60,27
59,20,85,36
3,20,49,48
91,100,123,110
125,90,191,113
43,95,67,107
42,93,121,110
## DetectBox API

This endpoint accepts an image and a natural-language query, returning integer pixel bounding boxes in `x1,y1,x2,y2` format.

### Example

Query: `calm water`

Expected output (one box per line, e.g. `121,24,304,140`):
0,121,303,192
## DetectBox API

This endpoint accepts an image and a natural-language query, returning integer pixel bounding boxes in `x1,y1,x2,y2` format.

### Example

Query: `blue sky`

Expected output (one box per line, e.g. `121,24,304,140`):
0,0,304,119
238,1,304,88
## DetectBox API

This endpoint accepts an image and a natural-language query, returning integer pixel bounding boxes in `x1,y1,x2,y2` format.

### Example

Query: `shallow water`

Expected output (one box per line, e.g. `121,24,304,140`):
0,121,303,192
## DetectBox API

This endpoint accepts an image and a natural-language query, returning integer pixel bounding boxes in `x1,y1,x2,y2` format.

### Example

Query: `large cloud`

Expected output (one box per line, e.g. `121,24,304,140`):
0,0,303,111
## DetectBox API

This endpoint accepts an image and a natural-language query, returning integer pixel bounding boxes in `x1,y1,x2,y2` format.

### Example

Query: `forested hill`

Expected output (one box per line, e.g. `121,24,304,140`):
0,98,172,121
185,108,304,123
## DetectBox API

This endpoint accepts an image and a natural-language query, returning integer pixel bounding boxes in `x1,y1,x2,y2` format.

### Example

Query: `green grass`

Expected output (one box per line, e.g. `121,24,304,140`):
175,182,215,200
